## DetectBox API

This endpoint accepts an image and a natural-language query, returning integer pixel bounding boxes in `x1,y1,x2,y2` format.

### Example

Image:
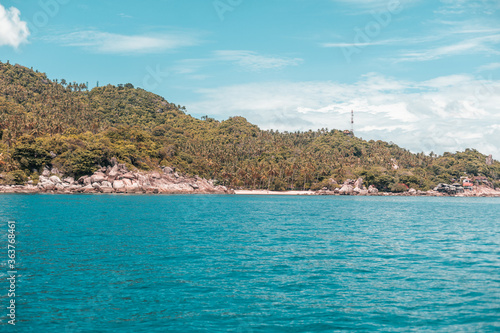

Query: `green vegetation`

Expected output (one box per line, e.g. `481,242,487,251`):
1,61,499,190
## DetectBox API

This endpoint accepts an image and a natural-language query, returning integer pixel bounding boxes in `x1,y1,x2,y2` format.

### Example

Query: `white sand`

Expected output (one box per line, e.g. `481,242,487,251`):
234,190,317,196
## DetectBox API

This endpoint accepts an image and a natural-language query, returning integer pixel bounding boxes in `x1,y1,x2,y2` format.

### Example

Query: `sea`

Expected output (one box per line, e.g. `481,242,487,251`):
0,194,499,332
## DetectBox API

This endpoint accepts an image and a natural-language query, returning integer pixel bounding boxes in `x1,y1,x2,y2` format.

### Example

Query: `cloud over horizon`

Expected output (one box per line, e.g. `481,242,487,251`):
0,4,29,48
53,30,200,54
213,50,303,71
188,74,500,159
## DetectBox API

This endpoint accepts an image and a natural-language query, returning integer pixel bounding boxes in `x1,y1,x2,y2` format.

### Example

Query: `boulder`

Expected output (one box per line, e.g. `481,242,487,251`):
328,178,338,186
41,167,51,177
41,182,55,191
343,179,355,187
113,180,125,189
24,185,39,193
90,172,107,183
108,165,119,178
55,183,66,191
144,187,159,194
162,167,174,174
77,184,92,193
353,187,362,194
101,181,112,188
125,184,142,193
50,167,62,176
486,154,493,166
77,176,92,186
83,185,96,193
158,183,193,193
339,185,354,195
354,178,364,189
49,176,62,184
100,187,114,194
121,172,135,180
408,188,417,195
63,177,75,184
122,178,133,186
39,175,49,183
137,175,149,186
218,186,233,194
368,185,379,194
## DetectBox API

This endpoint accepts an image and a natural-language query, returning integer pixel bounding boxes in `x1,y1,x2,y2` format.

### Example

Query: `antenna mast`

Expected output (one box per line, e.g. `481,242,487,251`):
351,110,354,135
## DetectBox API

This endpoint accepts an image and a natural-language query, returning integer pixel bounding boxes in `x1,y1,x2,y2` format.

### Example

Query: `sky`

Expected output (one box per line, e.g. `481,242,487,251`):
0,0,499,158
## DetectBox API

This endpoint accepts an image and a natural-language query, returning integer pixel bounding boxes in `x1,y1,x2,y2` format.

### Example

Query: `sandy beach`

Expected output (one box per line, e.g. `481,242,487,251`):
234,190,317,195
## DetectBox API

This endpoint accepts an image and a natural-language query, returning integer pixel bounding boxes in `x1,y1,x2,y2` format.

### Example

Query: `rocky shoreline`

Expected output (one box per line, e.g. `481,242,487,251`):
313,186,500,197
313,178,500,197
0,171,498,197
235,178,500,197
0,164,233,195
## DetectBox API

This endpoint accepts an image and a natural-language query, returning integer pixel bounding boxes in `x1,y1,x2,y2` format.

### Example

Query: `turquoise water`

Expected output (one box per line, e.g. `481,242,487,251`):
1,195,499,332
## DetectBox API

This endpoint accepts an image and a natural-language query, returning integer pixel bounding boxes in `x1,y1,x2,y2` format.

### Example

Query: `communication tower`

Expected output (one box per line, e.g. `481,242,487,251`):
351,110,354,135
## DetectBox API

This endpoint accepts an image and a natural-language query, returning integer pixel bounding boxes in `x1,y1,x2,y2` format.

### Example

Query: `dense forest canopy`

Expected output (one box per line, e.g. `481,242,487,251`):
0,61,499,190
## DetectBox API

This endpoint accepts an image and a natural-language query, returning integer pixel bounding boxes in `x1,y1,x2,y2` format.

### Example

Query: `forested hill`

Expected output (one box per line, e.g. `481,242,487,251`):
0,61,499,191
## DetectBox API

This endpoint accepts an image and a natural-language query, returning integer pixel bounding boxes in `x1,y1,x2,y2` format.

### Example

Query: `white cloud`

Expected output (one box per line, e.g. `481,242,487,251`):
435,0,500,16
321,40,397,48
188,74,500,158
55,30,200,54
118,13,133,19
0,5,29,48
332,0,419,12
171,50,303,78
214,50,303,71
477,62,500,72
398,34,500,62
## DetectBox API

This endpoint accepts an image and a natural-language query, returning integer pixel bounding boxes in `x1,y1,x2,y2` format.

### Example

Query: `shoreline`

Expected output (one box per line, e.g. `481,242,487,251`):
1,187,498,197
1,166,498,197
234,187,500,197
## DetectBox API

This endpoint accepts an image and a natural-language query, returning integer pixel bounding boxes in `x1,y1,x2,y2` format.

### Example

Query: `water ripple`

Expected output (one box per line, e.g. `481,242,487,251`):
0,195,498,332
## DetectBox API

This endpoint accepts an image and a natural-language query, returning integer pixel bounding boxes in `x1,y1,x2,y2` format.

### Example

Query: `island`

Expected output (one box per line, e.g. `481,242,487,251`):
0,61,499,196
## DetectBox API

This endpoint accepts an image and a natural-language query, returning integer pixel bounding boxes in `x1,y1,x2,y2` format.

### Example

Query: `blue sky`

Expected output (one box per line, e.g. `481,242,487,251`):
1,0,499,157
